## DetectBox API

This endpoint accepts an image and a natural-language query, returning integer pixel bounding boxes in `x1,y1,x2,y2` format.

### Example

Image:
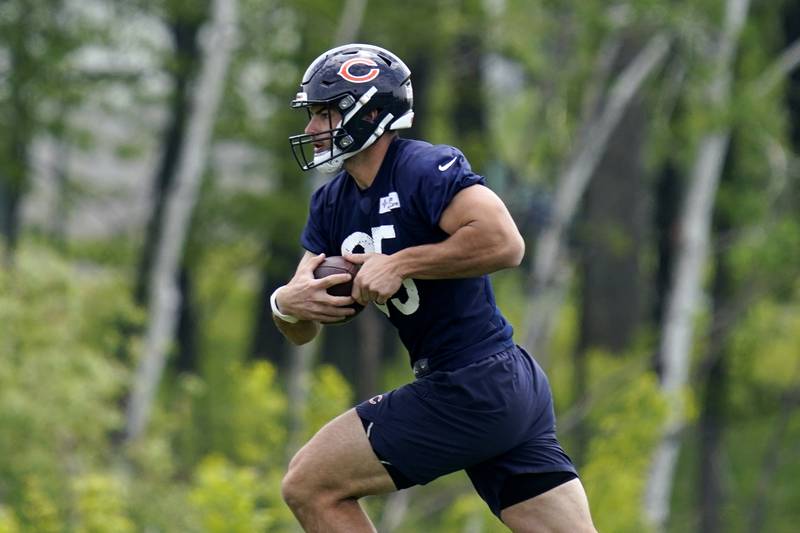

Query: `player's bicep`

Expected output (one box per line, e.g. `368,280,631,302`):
438,184,517,236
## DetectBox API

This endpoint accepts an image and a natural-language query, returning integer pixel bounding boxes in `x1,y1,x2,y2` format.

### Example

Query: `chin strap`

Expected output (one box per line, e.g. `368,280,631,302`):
357,114,394,154
312,113,395,174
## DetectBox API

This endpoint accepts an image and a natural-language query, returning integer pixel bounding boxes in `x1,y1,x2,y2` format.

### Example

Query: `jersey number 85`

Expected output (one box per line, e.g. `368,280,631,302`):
341,225,420,317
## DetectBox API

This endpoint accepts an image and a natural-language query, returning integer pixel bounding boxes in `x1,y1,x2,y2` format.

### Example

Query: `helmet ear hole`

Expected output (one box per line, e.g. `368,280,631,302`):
362,109,380,124
338,95,355,110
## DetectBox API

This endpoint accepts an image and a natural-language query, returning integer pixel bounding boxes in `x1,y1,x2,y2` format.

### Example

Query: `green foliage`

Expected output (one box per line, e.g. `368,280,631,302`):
581,363,667,532
305,364,354,439
728,218,800,295
125,434,199,532
19,477,60,533
229,362,289,465
729,293,800,406
441,492,507,533
546,298,668,532
0,507,19,533
165,358,289,472
73,474,135,533
546,295,581,409
189,455,270,533
0,247,136,527
2,0,800,530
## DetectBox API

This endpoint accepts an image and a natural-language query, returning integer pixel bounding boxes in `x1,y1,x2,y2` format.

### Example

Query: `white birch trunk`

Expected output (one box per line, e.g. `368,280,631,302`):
756,37,800,95
334,0,368,45
379,490,411,533
285,338,319,460
643,0,750,528
124,0,238,443
523,34,671,359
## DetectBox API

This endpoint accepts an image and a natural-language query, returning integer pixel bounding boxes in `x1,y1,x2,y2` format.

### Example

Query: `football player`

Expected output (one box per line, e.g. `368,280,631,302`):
272,43,596,532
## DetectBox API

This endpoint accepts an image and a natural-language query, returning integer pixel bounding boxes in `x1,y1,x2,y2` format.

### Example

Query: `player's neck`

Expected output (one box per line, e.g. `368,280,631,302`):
345,134,395,190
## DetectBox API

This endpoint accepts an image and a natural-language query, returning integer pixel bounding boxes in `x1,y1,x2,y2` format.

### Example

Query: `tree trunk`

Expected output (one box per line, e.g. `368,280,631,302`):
135,12,203,304
522,34,670,363
320,317,359,383
124,0,238,443
782,0,800,149
697,199,734,533
174,267,199,373
0,9,34,261
333,0,368,45
747,387,800,532
697,342,727,533
133,9,204,375
643,1,749,529
49,124,72,252
451,18,489,170
652,161,681,376
569,37,655,461
379,490,411,533
745,8,800,529
251,274,292,365
570,343,589,466
579,37,649,353
285,339,319,459
356,306,383,401
250,232,298,368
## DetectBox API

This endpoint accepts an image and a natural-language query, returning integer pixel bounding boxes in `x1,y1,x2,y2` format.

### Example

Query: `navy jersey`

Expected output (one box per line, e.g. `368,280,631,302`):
301,138,515,368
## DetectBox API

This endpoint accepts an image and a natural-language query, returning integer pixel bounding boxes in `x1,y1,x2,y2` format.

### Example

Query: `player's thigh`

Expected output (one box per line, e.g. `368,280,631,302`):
285,408,396,500
500,478,596,533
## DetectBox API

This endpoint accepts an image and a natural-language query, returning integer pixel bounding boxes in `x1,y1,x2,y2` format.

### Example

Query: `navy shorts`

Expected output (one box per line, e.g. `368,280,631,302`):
355,345,577,516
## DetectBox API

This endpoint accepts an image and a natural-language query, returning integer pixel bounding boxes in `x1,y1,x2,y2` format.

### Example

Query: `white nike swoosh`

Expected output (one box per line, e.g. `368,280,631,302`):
438,156,458,171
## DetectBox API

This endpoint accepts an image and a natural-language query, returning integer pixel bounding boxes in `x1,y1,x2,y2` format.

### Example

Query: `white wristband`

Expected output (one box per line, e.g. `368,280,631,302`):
270,285,299,324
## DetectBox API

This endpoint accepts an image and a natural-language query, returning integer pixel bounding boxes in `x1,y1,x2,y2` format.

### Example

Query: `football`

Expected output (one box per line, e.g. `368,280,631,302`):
313,256,364,323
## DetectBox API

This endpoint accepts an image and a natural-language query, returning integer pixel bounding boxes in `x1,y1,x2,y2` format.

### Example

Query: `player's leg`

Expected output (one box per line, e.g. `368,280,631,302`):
281,408,396,533
500,476,596,533
463,346,596,532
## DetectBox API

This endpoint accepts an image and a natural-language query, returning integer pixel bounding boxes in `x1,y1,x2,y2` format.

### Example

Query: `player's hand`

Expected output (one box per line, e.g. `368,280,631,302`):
345,253,403,306
279,253,357,323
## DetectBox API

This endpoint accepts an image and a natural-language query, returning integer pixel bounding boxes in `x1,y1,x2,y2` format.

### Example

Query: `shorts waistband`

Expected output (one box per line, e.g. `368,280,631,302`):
412,344,517,379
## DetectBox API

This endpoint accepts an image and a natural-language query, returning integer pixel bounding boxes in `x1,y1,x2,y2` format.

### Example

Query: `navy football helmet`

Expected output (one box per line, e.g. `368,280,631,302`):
289,44,414,173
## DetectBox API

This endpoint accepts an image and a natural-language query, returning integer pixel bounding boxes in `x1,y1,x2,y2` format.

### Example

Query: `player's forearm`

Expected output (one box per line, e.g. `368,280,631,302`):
393,222,524,279
272,315,320,345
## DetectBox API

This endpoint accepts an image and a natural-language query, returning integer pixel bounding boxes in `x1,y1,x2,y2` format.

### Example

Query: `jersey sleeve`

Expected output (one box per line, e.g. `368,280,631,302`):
300,186,331,254
413,145,485,226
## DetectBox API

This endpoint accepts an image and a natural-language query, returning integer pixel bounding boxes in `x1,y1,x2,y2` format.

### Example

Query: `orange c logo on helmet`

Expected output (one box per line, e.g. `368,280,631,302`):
338,58,380,83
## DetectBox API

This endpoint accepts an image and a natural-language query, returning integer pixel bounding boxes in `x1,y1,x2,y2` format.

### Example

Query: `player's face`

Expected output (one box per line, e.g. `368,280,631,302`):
304,105,342,154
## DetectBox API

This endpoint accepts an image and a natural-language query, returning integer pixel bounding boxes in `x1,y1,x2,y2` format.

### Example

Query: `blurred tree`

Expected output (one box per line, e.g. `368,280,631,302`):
125,0,238,444
645,1,750,528
696,150,736,533
133,0,208,376
578,33,651,355
573,30,664,464
0,0,96,260
1,0,799,530
503,6,670,364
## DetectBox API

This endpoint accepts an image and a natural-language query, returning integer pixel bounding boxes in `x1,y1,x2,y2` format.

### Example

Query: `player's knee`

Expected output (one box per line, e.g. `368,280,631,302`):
281,451,332,511
281,466,313,512
282,453,311,507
